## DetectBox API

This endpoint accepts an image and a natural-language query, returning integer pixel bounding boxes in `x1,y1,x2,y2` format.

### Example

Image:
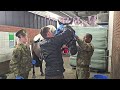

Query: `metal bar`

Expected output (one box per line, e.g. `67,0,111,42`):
60,11,72,18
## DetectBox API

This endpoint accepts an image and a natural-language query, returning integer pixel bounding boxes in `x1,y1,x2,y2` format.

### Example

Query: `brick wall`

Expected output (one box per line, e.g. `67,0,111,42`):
111,11,120,79
0,25,40,43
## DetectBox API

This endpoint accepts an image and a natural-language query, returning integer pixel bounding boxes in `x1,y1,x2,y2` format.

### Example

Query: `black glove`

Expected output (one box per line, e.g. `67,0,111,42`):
74,34,79,40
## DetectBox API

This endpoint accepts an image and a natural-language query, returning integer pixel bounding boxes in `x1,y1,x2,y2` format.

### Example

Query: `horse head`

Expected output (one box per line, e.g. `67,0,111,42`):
32,25,56,58
32,34,43,59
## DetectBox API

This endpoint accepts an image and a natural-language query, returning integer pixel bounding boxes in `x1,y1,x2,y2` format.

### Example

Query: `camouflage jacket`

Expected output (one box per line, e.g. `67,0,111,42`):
76,38,94,67
9,43,32,75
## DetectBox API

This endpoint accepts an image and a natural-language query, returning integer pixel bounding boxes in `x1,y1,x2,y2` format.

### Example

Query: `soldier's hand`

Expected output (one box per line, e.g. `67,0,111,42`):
75,35,79,40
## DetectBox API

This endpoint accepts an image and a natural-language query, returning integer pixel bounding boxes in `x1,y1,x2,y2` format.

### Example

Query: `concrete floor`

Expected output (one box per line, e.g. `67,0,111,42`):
7,56,110,79
28,56,76,79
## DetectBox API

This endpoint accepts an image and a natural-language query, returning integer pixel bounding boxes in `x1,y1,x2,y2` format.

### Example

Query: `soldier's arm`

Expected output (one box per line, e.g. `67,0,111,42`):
91,45,94,56
54,26,75,46
85,43,93,51
75,36,92,51
28,48,32,69
9,48,21,74
75,36,85,48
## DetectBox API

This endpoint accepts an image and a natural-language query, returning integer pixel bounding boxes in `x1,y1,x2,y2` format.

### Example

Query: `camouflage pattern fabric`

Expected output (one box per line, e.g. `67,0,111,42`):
9,43,32,79
76,38,94,79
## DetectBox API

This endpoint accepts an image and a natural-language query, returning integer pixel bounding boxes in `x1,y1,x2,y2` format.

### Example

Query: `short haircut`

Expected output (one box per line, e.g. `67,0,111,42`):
86,33,92,40
16,29,27,38
40,27,50,38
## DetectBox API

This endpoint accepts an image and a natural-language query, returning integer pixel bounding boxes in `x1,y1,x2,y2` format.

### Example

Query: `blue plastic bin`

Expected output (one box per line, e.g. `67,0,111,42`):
94,74,108,79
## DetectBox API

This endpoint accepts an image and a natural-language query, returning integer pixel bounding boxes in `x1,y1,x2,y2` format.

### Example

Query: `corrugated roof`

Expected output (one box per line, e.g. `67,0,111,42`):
28,11,62,20
28,11,107,19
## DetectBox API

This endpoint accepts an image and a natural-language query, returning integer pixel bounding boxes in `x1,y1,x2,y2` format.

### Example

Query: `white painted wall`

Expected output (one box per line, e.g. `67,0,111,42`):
108,11,114,72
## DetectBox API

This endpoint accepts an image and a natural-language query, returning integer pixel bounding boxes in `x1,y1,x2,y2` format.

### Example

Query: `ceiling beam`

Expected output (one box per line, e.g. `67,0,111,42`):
59,11,72,18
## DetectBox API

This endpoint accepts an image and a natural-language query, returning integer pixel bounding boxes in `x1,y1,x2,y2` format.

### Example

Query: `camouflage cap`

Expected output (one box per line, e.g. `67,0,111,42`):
15,29,27,38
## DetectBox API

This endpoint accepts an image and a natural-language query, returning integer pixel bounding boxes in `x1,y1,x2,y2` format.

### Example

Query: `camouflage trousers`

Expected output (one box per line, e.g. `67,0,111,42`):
76,66,90,79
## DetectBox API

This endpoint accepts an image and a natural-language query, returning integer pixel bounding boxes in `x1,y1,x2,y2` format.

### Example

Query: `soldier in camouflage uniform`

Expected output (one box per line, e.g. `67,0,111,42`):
75,33,94,79
9,29,32,79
